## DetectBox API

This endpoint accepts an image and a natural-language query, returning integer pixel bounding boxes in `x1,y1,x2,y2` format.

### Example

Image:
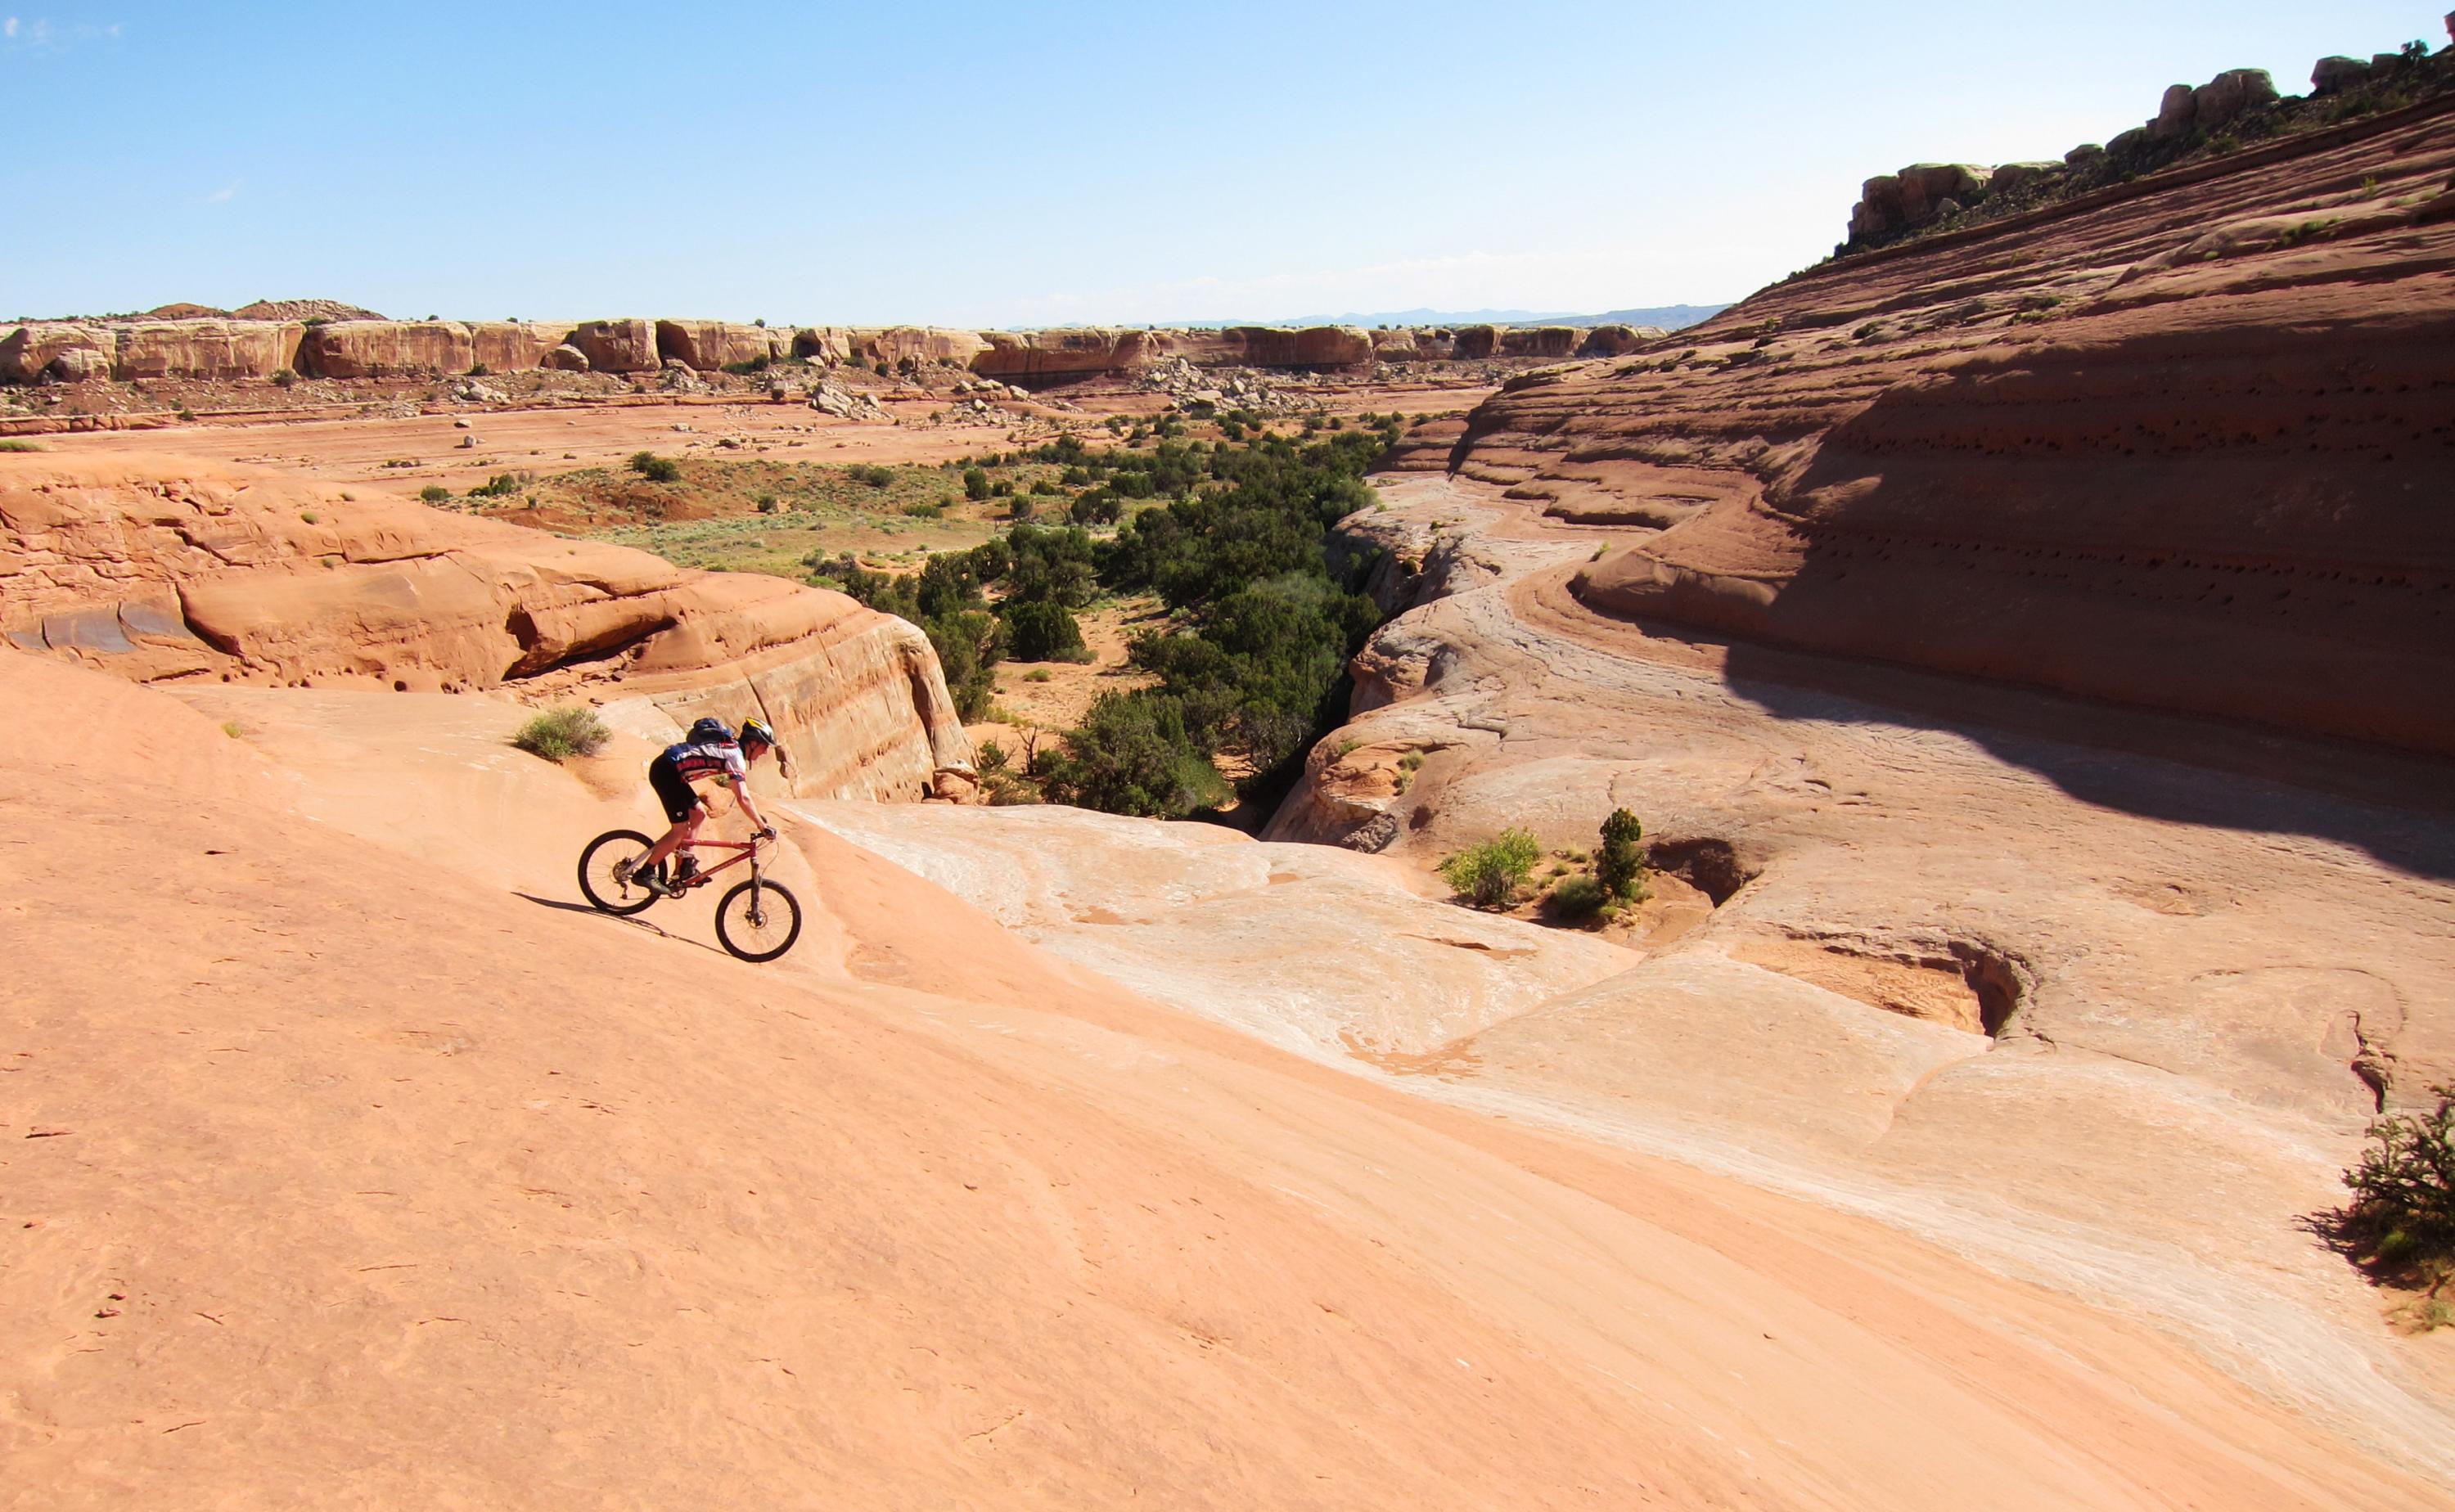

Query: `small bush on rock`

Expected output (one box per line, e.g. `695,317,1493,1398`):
1547,873,1608,919
2337,1084,2455,1321
418,484,451,504
1439,828,1542,910
628,451,682,484
511,705,611,762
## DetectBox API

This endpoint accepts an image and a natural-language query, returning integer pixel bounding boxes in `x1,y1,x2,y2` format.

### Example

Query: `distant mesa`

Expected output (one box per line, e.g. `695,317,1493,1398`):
0,309,1678,389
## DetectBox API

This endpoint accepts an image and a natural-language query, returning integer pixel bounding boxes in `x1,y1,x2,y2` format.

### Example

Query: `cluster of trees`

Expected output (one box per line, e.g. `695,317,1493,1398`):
807,524,1098,721
1039,425,1398,817
813,414,1406,820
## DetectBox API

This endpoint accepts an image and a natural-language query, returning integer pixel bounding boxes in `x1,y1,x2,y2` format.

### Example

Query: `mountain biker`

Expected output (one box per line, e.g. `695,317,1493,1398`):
619,717,782,897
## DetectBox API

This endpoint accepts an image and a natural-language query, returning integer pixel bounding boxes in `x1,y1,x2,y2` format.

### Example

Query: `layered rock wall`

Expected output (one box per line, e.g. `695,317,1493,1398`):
0,454,969,799
1451,94,2455,756
655,319,782,371
113,320,304,380
300,321,475,379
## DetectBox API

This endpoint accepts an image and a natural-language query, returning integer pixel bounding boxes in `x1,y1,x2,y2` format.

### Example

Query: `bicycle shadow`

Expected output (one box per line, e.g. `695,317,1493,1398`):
512,892,732,960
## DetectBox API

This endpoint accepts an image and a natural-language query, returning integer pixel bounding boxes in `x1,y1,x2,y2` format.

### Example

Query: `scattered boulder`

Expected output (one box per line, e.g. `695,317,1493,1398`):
1989,161,2062,196
2193,69,2277,132
809,381,889,421
2150,83,2199,142
543,344,590,372
2311,56,2372,94
568,318,660,374
0,324,115,385
1850,164,1992,241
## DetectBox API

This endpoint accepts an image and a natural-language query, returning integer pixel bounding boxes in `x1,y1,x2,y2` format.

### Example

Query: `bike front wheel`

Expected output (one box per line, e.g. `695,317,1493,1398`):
578,829,663,916
714,878,802,961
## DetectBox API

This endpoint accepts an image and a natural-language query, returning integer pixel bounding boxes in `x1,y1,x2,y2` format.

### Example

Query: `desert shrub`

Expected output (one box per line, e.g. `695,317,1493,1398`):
1025,668,1052,682
755,493,780,513
0,439,45,452
628,451,682,484
418,484,451,504
1045,691,1229,817
962,466,991,500
468,471,526,498
467,362,491,377
903,500,944,519
1439,828,1541,909
511,705,611,762
1597,808,1647,901
1547,873,1608,919
849,463,894,488
2338,1085,2455,1314
1004,600,1088,662
271,367,299,387
976,740,1009,773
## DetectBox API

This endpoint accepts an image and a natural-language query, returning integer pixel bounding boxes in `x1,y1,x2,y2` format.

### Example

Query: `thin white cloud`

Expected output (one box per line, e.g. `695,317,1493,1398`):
203,182,240,205
4,17,126,52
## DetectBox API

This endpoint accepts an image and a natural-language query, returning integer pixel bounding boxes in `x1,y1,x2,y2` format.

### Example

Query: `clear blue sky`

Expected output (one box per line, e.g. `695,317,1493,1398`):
5,2,2439,326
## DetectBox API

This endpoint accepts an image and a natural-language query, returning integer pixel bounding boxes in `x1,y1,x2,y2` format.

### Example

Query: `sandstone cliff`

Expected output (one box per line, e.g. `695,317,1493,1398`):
113,319,304,380
971,327,1155,380
655,319,783,371
0,453,969,799
1448,90,2455,757
300,320,476,379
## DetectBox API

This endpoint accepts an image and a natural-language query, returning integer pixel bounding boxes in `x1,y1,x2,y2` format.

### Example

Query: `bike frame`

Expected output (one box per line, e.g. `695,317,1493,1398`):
670,834,766,893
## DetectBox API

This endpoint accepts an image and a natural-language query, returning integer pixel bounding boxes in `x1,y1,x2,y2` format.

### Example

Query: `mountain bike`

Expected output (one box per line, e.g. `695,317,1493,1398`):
576,828,804,962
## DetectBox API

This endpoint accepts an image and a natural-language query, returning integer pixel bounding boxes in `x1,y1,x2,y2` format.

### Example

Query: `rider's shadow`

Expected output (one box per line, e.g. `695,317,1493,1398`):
512,892,732,958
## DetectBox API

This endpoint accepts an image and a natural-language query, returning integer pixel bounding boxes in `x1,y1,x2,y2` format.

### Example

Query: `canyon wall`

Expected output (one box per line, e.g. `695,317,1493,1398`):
0,453,971,800
1448,90,2455,756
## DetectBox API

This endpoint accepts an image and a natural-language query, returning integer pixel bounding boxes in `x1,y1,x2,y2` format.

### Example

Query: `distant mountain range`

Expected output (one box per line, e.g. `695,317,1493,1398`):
1170,304,1732,331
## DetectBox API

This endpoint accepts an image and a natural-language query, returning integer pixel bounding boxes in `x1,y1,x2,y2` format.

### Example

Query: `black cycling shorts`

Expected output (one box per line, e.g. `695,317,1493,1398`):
648,755,708,825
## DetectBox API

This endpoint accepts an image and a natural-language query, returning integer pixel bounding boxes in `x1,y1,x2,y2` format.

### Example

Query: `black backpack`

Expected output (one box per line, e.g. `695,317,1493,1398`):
687,716,733,745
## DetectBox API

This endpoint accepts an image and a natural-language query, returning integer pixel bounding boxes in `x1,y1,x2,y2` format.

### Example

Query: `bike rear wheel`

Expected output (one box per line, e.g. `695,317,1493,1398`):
714,878,802,961
578,829,663,916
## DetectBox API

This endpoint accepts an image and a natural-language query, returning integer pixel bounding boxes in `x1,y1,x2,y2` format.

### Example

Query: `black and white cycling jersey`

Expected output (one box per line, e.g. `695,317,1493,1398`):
660,739,748,786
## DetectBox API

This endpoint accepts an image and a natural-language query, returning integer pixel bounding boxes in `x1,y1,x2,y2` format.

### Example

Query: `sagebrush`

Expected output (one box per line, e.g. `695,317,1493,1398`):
1439,828,1542,909
511,705,611,761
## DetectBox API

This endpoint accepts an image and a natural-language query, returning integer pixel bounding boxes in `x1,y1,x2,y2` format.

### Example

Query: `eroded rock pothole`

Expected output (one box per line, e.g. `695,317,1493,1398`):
1732,932,2031,1037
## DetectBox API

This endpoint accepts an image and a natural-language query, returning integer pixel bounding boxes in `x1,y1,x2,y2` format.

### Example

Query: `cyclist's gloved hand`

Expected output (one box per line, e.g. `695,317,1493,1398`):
757,825,779,841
